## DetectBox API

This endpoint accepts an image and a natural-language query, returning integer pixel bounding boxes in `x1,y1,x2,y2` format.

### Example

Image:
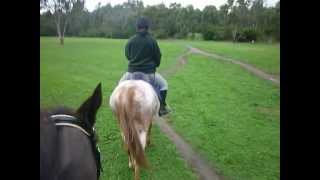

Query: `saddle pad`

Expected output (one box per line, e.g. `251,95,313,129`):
128,72,162,101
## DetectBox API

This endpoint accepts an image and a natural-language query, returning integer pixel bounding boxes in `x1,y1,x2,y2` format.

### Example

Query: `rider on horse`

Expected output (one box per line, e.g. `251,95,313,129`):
119,17,170,116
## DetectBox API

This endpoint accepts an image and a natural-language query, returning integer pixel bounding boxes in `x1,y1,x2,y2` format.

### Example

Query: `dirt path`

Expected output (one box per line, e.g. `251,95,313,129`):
158,50,191,78
157,53,224,180
155,44,279,179
155,118,223,180
187,45,280,86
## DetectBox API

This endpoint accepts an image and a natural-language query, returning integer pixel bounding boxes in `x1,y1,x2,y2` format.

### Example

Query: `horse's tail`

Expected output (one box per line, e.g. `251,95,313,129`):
116,87,148,168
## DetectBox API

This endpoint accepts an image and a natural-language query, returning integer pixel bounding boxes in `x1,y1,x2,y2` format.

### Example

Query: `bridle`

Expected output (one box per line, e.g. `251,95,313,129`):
49,114,103,179
52,114,91,136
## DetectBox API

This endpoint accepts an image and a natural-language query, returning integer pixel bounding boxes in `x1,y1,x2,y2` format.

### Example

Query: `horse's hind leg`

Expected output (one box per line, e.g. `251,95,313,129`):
134,164,140,180
121,132,126,150
147,123,152,147
128,154,133,169
127,150,134,169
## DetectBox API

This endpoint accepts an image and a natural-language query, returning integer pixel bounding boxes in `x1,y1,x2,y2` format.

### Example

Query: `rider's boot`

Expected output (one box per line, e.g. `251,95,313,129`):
159,90,171,116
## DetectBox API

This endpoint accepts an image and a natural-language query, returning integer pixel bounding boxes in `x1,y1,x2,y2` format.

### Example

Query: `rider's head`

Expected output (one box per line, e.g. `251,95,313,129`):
136,17,149,32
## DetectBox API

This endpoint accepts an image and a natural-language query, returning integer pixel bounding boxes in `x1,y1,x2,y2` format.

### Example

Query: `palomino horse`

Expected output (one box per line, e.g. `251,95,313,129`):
40,83,102,180
109,80,160,180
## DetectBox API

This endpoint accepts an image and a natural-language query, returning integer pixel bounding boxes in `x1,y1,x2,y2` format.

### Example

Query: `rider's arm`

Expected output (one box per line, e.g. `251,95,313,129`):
153,40,161,67
125,41,130,61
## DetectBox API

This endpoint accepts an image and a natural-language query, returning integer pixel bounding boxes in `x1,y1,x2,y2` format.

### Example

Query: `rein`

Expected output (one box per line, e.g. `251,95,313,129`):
49,114,103,179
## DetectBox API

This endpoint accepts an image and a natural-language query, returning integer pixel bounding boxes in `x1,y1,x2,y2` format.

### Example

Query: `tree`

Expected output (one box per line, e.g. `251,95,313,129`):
40,0,280,42
41,0,85,45
40,11,56,36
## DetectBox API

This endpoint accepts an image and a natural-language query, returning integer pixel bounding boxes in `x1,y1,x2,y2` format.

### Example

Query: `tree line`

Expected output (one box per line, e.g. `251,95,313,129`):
40,0,280,42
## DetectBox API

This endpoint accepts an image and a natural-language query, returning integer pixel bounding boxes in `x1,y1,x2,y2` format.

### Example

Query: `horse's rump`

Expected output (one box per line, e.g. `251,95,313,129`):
124,72,162,102
110,80,160,169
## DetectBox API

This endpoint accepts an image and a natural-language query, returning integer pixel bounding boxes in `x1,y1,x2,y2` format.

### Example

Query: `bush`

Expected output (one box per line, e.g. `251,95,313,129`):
194,33,203,40
186,33,203,40
187,32,195,40
112,31,129,39
202,25,215,40
202,26,229,41
202,29,214,40
233,28,259,42
174,32,187,39
243,28,258,41
222,26,233,40
153,29,168,39
40,14,56,36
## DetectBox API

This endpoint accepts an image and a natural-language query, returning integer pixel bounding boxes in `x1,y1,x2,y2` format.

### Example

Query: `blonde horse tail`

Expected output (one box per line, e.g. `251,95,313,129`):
116,87,148,169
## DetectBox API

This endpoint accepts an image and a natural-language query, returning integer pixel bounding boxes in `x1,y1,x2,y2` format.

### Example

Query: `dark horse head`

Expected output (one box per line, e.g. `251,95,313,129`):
40,83,102,180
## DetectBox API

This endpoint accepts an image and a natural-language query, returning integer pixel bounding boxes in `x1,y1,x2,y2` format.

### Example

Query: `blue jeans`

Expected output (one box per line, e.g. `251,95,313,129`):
119,72,168,91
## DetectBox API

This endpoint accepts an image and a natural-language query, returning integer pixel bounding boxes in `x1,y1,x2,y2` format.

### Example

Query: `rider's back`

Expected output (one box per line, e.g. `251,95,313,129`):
125,31,161,74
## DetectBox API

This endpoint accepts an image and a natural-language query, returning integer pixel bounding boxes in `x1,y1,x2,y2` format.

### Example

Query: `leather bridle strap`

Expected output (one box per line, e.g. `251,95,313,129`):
55,122,90,136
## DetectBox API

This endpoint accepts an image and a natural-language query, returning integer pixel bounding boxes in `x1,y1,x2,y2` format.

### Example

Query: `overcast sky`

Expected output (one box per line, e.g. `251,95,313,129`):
85,0,279,12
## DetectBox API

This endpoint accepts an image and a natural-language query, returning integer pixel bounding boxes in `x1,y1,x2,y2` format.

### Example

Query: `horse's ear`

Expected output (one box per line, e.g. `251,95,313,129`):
76,83,102,126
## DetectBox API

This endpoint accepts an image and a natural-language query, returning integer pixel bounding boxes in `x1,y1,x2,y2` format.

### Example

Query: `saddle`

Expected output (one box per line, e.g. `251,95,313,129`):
127,72,162,102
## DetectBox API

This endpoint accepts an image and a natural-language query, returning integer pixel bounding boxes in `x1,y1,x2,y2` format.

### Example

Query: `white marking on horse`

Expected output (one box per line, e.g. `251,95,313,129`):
139,130,147,149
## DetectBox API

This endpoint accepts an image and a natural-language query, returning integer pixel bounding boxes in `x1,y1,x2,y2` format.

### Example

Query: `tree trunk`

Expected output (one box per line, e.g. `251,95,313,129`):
55,14,64,45
60,36,64,45
60,19,68,46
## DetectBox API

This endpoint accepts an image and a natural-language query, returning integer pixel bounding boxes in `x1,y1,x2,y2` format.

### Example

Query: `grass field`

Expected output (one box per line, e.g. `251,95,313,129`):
40,37,196,180
168,54,280,179
186,41,280,76
40,37,280,180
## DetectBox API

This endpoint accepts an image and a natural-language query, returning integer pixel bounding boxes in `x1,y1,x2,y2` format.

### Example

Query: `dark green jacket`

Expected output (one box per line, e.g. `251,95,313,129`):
125,31,161,73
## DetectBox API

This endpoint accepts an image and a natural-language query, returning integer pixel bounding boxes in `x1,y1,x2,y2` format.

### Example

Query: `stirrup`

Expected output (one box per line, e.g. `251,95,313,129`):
159,105,171,117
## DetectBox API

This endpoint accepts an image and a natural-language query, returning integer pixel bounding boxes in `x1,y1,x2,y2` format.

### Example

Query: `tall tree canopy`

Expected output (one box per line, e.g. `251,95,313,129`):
40,0,280,42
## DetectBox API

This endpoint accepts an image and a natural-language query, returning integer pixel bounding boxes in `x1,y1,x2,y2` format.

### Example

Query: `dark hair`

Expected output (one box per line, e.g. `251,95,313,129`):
136,17,149,30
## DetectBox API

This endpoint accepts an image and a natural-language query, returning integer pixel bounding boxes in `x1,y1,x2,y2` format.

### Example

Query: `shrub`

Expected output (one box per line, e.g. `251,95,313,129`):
153,29,168,39
202,26,229,41
187,32,195,40
233,28,259,42
194,33,203,40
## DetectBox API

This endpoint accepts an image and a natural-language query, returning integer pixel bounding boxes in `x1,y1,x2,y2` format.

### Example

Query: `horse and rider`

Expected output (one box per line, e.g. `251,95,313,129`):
119,17,171,117
108,17,172,180
40,17,170,180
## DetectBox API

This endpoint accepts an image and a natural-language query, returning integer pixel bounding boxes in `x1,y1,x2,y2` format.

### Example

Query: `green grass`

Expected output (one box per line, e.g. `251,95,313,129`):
40,37,196,180
186,41,280,75
41,37,280,180
167,54,280,180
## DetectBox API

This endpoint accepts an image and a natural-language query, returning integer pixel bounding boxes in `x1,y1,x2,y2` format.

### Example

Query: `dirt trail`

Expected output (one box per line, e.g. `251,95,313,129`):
158,50,191,78
155,118,223,180
155,44,279,179
157,52,224,180
187,45,280,86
